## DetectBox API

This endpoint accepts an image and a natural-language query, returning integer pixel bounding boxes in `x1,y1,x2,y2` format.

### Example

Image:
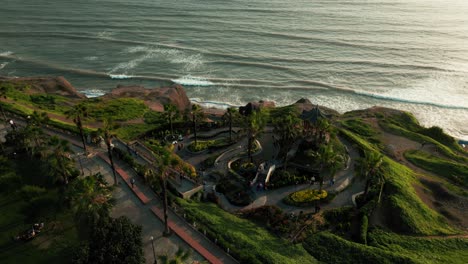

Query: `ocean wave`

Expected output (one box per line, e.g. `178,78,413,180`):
84,56,98,61
0,51,13,56
6,32,462,74
81,89,106,98
0,62,8,70
172,76,214,86
353,91,468,110
109,74,134,79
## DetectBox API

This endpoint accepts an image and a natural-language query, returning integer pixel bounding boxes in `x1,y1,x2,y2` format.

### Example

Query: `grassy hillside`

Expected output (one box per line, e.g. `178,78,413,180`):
177,199,318,264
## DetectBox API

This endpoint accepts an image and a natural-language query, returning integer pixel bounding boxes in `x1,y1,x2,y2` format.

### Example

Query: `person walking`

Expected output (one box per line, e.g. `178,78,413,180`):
131,178,136,188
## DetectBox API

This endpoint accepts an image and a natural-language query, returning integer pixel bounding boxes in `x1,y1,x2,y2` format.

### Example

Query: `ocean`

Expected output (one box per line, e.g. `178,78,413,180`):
1,0,467,140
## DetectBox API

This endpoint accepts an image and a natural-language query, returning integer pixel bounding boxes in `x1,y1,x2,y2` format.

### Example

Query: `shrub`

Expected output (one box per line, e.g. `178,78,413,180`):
0,172,22,192
23,193,59,220
20,185,47,201
360,214,369,245
188,141,213,152
284,189,328,206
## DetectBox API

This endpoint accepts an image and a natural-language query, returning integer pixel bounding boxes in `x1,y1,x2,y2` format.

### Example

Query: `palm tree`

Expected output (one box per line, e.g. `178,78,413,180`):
46,136,75,185
66,103,89,153
316,144,344,191
245,110,266,162
164,104,179,140
67,173,113,230
315,118,331,146
224,107,239,142
190,104,204,145
158,248,191,264
156,153,173,236
273,112,302,159
99,118,118,185
355,150,383,201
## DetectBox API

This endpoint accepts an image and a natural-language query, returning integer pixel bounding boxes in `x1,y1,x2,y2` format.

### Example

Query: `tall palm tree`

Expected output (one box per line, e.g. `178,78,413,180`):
46,136,75,185
156,153,173,236
355,150,383,201
224,107,239,142
99,118,118,185
66,103,89,153
67,173,113,229
316,144,344,191
245,110,266,162
315,118,331,146
273,112,302,158
190,104,203,145
164,104,179,139
28,111,50,156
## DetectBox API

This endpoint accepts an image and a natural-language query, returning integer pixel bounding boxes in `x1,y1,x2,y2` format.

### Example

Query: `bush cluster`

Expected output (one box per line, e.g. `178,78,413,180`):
284,189,328,206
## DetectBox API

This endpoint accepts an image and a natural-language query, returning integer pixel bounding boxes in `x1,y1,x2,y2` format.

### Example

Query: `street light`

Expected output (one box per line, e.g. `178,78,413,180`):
150,236,157,264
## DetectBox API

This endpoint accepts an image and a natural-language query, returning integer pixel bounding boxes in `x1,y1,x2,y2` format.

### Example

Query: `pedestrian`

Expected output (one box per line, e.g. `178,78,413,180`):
311,176,315,185
131,178,136,188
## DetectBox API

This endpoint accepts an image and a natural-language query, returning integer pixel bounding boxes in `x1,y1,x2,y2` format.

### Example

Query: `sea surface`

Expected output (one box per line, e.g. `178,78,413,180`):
1,0,467,140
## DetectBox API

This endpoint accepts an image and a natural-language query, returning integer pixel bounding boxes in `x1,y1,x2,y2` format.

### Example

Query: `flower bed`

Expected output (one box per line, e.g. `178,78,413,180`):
284,189,328,207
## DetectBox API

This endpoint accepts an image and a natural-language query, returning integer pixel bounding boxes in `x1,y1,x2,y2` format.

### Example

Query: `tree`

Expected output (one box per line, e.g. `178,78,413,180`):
190,104,204,145
67,173,113,237
223,107,240,142
157,153,174,236
315,144,344,191
272,111,302,159
158,248,191,264
164,104,179,139
355,150,383,201
46,136,76,185
74,216,144,264
315,118,331,146
99,118,118,185
66,103,89,153
245,110,267,162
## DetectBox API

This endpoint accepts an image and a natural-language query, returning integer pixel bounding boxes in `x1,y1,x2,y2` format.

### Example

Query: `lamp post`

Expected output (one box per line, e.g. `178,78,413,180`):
150,236,157,264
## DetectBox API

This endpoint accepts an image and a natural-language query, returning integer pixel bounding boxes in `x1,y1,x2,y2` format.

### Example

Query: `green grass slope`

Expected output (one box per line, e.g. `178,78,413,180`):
177,199,317,264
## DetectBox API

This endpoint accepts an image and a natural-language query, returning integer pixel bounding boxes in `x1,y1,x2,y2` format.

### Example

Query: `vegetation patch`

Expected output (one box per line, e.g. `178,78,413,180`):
368,229,468,264
84,98,149,121
405,150,468,187
381,158,456,235
284,189,328,206
176,199,318,264
303,232,417,264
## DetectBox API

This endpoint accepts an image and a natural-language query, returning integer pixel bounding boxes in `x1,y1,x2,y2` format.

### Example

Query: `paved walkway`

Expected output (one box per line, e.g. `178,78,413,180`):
180,127,364,214
7,114,236,264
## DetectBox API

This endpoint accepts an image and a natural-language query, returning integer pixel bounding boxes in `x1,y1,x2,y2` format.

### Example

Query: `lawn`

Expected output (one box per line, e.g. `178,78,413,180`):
339,128,456,235
303,230,468,264
177,199,318,263
405,150,468,187
0,192,79,264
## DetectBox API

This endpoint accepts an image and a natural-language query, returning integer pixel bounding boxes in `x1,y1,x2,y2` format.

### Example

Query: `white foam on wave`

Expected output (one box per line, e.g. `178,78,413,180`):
121,46,204,71
84,56,98,61
81,89,106,98
372,73,468,109
109,74,133,79
172,75,214,86
0,62,8,70
96,31,114,39
0,51,13,56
